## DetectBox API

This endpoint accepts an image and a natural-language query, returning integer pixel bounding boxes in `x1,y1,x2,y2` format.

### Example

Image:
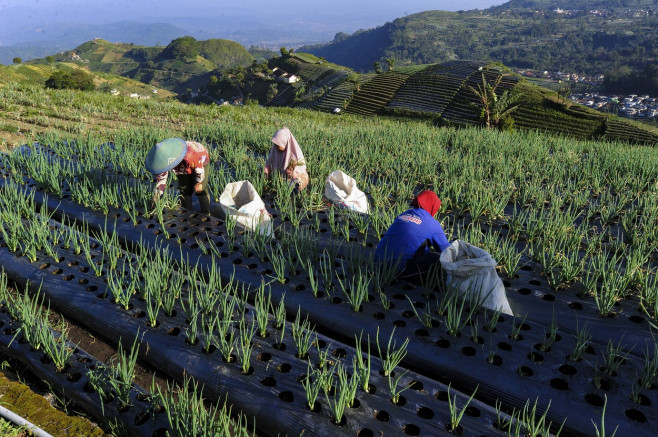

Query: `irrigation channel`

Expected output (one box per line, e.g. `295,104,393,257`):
0,142,657,437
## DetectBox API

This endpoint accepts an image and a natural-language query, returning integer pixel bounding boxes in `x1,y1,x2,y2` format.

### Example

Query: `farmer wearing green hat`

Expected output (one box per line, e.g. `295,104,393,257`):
145,138,211,213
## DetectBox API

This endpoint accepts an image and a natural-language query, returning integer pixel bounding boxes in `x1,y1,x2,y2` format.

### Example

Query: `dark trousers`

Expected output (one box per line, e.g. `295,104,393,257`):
177,164,210,212
398,241,442,284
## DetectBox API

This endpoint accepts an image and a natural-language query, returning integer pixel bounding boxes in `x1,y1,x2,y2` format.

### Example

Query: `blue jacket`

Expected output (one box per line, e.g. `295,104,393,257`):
374,208,450,266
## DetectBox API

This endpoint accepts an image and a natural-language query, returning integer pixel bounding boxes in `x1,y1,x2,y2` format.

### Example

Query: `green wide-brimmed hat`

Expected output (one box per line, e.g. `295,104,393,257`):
145,138,187,174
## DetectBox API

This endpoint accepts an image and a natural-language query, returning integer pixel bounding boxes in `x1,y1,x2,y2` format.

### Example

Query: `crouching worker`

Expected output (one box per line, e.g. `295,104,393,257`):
374,190,451,282
264,127,309,194
145,138,211,213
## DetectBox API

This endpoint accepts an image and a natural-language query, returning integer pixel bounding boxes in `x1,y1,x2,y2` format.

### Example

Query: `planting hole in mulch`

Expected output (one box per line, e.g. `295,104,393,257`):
277,363,292,373
273,342,286,351
625,409,647,423
257,352,271,362
559,364,577,375
435,391,449,401
78,278,88,285
373,312,385,320
550,378,569,390
417,406,434,420
517,366,534,377
393,293,406,300
415,329,429,337
542,294,556,301
628,315,645,324
498,342,512,351
568,302,583,310
375,410,390,422
241,366,254,375
445,424,463,435
529,280,541,286
357,429,374,437
403,424,420,436
436,338,450,348
332,348,347,358
527,351,544,363
402,310,415,318
86,285,98,292
633,394,651,406
66,372,82,382
488,354,503,366
407,380,423,391
392,320,406,328
261,377,276,387
517,288,531,295
472,336,484,344
134,411,151,426
461,346,476,356
585,393,605,407
465,406,481,417
331,296,342,304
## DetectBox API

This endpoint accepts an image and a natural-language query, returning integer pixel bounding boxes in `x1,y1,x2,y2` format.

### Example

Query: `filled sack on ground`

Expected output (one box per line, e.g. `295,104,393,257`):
324,170,369,214
219,180,273,236
439,240,513,315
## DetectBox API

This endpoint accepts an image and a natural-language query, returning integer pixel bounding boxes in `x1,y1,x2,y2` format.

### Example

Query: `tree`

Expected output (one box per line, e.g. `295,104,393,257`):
163,36,199,61
467,73,521,129
12,57,22,64
385,57,395,71
45,69,95,91
280,47,289,57
46,56,55,64
373,61,382,74
267,83,279,102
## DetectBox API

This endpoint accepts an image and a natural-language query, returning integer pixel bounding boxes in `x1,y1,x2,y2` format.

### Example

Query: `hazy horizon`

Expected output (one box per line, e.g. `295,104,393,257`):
0,0,507,63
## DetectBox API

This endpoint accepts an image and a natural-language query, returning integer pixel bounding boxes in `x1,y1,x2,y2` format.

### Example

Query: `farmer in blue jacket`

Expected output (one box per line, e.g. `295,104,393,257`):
374,190,450,281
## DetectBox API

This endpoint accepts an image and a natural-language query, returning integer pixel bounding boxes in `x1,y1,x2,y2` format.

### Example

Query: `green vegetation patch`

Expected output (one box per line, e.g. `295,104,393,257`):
0,372,104,437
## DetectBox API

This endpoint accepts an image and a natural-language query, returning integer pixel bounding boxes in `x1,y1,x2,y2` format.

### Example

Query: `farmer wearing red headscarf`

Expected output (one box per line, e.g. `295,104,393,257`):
264,127,309,193
374,190,450,279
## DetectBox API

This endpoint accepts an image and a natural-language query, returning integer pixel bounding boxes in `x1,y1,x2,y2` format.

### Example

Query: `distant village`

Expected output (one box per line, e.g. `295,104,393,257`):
570,93,658,120
514,68,658,121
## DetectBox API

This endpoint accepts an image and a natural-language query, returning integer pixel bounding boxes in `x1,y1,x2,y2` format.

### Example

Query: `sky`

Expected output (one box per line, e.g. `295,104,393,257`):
0,0,508,53
0,1,507,25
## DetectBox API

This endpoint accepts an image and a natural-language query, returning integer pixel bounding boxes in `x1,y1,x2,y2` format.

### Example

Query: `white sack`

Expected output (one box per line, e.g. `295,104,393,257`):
440,240,513,315
324,170,369,214
219,180,273,236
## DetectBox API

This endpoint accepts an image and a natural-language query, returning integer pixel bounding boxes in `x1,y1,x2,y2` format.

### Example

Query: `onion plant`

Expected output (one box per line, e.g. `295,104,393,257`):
376,327,409,377
216,320,235,362
568,321,592,362
446,384,478,433
592,395,618,437
602,337,633,376
302,361,322,410
337,361,359,407
236,315,256,374
353,332,371,393
388,368,411,405
271,293,286,329
337,268,370,312
254,282,271,337
157,375,252,437
292,309,315,359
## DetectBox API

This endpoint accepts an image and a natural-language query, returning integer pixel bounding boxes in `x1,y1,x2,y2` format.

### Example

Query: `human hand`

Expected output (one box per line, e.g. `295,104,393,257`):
194,182,203,193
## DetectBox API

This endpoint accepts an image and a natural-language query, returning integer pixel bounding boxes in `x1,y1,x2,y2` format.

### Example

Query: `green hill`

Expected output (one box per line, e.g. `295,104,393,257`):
300,1,658,80
27,38,254,95
0,62,175,99
256,55,658,145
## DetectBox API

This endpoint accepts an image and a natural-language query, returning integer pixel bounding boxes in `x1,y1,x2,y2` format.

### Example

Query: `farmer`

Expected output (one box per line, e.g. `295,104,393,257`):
264,127,309,194
374,190,450,281
145,137,211,213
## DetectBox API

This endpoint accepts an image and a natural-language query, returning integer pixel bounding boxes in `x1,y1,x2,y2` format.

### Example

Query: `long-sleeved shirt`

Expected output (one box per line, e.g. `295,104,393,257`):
374,207,450,266
154,141,209,194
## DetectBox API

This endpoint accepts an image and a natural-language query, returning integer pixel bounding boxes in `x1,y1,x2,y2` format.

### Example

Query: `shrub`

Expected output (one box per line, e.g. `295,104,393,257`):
45,69,95,91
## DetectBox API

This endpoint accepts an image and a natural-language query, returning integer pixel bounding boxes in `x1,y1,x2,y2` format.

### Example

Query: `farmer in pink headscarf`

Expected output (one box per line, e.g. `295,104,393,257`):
264,127,309,193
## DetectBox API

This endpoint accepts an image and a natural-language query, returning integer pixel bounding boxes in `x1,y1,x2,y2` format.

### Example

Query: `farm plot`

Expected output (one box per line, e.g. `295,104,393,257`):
345,73,409,117
387,62,480,115
1,113,657,437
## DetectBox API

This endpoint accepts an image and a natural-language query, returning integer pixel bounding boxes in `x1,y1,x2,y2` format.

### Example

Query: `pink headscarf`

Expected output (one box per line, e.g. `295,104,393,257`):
266,127,306,175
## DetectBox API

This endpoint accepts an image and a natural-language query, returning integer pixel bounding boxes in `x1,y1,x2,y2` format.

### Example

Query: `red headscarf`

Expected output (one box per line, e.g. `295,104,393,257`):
412,190,441,217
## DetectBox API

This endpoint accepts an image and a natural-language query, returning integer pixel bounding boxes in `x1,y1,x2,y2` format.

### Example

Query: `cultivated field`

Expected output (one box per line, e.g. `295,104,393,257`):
0,83,657,436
